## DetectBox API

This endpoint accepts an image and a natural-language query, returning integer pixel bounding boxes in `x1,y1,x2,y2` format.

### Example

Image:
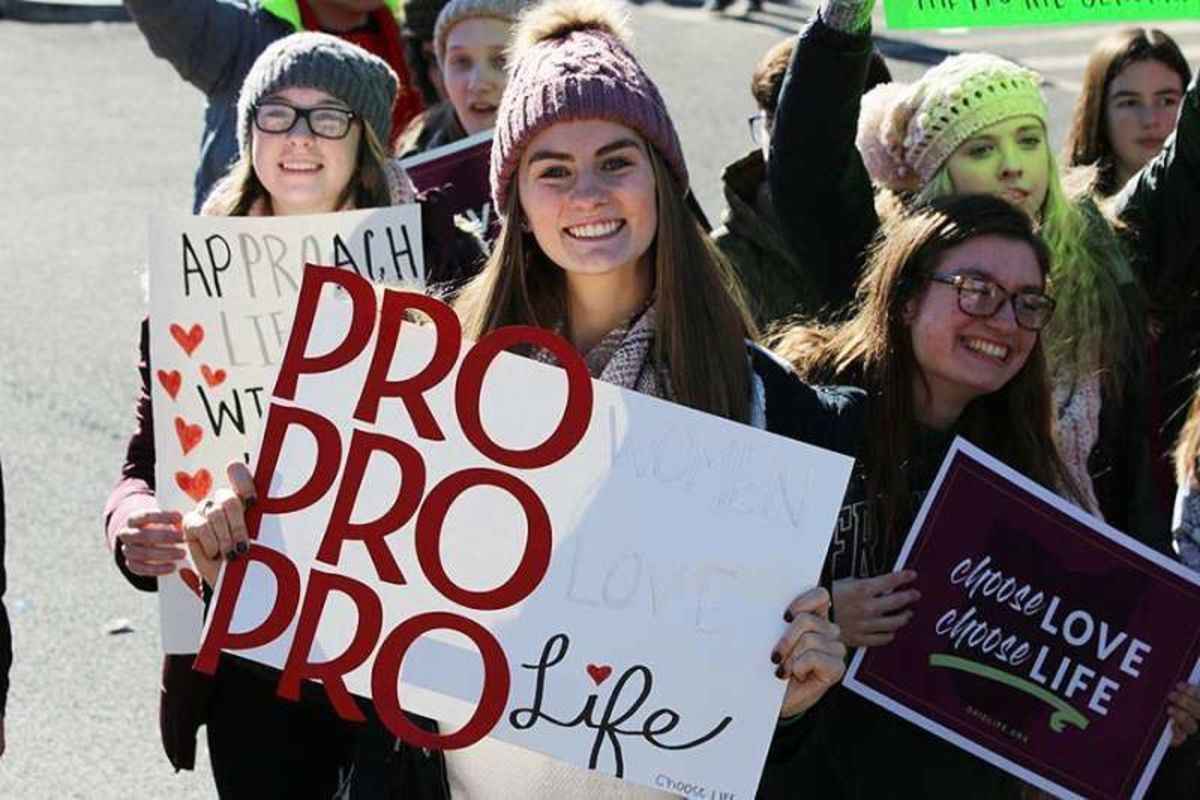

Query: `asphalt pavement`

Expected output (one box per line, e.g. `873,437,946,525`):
0,6,1197,798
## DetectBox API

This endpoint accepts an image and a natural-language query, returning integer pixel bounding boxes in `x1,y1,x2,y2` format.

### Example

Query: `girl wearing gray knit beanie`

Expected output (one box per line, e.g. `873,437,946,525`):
450,3,849,794
203,31,414,217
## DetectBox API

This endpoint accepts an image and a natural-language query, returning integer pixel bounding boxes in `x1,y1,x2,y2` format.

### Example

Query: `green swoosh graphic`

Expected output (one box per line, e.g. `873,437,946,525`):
929,654,1090,733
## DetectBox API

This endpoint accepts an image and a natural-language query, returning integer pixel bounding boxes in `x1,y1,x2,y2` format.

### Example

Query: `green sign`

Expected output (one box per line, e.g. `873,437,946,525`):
884,0,1200,29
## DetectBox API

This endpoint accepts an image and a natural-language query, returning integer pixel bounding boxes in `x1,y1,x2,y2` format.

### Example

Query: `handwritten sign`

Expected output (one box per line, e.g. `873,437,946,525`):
883,0,1200,29
148,208,424,653
400,129,497,244
843,438,1200,800
196,265,854,796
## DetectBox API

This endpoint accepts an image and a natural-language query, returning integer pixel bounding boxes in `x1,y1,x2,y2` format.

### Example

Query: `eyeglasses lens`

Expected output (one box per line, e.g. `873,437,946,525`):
254,104,352,139
955,277,1052,331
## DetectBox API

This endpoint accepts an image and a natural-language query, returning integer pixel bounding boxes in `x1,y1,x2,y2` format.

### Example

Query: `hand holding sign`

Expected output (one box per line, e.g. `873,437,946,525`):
182,462,258,586
1167,683,1200,746
116,508,187,577
775,587,847,719
833,570,921,648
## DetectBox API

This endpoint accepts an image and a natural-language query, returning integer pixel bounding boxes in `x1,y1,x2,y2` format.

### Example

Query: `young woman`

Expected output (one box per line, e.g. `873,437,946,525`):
1087,33,1200,517
395,0,525,157
771,192,1200,797
1064,27,1191,198
103,32,480,796
767,0,1172,553
186,2,855,796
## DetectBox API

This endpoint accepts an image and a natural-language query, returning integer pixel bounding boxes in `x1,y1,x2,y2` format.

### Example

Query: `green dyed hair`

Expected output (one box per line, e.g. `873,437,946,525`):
915,150,1142,399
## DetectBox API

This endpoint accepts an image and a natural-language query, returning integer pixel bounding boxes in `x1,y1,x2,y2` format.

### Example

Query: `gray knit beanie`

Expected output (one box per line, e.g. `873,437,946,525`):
236,32,400,155
433,0,527,66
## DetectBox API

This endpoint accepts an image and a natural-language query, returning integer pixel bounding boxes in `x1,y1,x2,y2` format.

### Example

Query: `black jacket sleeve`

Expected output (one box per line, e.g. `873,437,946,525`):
768,18,881,312
124,0,259,97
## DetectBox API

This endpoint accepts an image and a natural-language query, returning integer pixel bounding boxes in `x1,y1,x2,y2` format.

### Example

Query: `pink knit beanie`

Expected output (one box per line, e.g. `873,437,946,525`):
489,0,688,214
856,52,1047,193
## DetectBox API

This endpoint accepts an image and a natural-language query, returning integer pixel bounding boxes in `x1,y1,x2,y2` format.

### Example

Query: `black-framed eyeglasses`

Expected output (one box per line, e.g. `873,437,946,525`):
747,111,768,146
252,102,358,140
925,272,1056,331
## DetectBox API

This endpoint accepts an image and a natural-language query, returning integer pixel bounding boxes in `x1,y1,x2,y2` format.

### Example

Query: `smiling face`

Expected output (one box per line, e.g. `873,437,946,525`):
905,234,1044,428
1105,58,1184,186
442,16,509,135
251,86,361,216
517,118,658,285
944,116,1050,219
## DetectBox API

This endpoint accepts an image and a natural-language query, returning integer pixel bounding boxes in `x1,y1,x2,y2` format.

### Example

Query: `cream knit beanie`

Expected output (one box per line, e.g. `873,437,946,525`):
856,52,1047,192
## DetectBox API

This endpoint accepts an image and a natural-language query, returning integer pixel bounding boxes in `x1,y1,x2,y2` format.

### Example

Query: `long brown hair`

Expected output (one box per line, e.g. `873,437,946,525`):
202,121,393,216
1175,379,1200,486
455,141,756,422
1063,27,1192,197
771,194,1081,553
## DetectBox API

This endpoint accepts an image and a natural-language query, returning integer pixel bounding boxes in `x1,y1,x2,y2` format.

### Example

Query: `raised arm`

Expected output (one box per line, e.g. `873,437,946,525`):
124,0,261,97
768,0,881,312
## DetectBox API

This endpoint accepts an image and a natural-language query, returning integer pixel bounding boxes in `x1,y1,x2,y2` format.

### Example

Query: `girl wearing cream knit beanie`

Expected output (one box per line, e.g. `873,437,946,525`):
769,0,1159,542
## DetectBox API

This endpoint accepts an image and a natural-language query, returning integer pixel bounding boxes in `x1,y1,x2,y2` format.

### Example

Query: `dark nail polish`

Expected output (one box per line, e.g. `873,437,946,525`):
775,666,786,680
236,541,249,555
244,495,257,512
226,550,238,562
783,611,794,623
770,651,782,665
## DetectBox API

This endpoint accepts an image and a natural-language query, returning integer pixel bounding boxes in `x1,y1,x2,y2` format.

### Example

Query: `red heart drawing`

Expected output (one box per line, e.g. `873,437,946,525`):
174,416,203,455
157,369,182,400
169,323,204,357
175,468,212,503
200,364,227,388
586,664,612,685
179,568,203,599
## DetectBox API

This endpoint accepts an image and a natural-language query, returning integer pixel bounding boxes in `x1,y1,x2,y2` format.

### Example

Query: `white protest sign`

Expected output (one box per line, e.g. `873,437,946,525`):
148,207,423,653
196,266,854,798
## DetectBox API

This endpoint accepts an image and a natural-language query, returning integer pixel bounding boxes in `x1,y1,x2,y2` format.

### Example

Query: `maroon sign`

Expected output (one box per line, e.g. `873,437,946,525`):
400,130,498,244
843,439,1200,800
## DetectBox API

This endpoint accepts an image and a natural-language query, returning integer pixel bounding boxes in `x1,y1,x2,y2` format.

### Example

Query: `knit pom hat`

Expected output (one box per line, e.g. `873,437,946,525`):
433,0,527,66
855,52,1047,192
490,0,687,214
236,32,400,155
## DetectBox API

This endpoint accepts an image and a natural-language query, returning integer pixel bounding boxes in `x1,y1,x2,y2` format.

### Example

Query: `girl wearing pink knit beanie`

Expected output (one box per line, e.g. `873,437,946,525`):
447,0,854,795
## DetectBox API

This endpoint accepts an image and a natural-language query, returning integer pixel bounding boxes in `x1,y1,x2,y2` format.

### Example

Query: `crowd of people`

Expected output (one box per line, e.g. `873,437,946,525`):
98,0,1200,795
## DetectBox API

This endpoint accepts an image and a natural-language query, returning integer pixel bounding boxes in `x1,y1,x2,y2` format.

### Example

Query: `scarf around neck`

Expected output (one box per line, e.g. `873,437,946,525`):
533,301,669,399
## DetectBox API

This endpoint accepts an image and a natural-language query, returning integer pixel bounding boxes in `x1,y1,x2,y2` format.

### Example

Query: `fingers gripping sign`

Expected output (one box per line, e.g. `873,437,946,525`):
117,509,186,577
832,570,921,648
181,461,259,586
1167,682,1200,747
774,588,847,719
